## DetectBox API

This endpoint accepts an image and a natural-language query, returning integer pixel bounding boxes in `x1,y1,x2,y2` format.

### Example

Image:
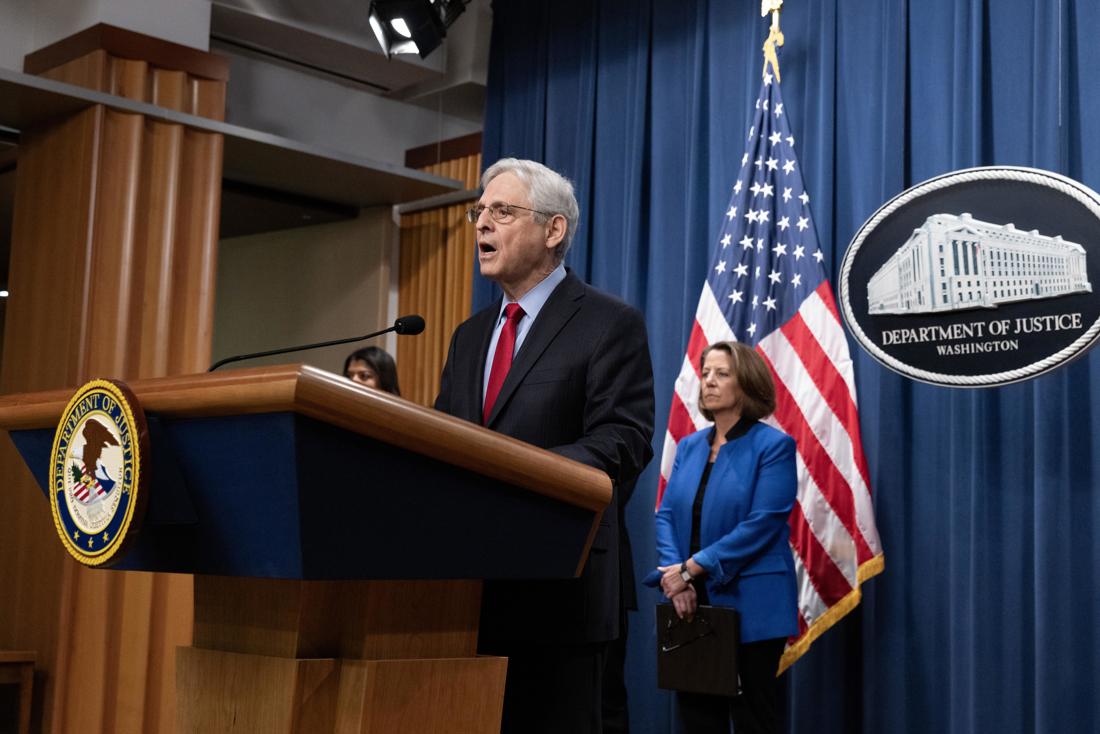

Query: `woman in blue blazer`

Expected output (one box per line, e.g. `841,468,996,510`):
651,341,798,734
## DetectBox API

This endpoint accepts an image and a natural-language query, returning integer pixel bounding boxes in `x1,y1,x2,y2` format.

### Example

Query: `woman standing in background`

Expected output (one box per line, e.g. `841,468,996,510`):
343,346,401,396
651,341,798,734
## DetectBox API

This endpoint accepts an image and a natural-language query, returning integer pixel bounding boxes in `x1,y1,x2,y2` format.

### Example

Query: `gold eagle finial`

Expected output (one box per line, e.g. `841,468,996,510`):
761,0,784,82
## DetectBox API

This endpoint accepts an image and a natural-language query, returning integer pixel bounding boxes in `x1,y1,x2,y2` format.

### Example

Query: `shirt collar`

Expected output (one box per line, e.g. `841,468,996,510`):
497,263,567,323
706,415,757,445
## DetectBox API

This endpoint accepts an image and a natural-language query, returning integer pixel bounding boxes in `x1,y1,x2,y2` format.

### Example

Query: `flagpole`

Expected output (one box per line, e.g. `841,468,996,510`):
761,0,784,81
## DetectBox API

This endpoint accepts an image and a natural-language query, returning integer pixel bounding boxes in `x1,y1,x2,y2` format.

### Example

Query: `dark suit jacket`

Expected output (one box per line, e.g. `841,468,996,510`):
435,271,655,644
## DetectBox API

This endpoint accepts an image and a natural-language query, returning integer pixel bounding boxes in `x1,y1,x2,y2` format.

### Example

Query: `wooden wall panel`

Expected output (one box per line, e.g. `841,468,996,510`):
397,151,480,407
164,127,223,372
0,107,101,734
0,26,227,734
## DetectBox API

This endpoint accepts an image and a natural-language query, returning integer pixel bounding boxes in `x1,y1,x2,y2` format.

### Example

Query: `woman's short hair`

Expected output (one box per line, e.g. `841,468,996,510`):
481,158,580,263
697,341,776,421
342,345,401,396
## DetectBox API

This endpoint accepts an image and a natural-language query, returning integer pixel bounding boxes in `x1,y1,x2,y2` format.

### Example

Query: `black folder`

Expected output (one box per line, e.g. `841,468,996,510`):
656,603,741,697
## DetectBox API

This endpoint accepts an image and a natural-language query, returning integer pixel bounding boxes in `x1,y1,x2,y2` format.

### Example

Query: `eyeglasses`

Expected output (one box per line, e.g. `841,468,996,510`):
465,202,552,224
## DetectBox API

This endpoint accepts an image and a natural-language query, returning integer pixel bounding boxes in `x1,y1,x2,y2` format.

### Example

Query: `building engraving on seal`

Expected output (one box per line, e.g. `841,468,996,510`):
867,213,1091,315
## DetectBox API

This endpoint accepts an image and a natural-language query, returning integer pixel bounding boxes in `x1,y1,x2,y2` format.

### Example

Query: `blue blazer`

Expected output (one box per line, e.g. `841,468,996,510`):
649,422,799,643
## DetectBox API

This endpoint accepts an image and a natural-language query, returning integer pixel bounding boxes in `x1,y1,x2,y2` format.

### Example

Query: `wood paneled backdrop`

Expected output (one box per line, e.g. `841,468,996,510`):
0,25,225,734
1,25,481,731
397,135,481,406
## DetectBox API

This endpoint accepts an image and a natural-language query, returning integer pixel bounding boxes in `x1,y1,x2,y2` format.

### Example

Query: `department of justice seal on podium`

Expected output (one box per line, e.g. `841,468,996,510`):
49,379,149,566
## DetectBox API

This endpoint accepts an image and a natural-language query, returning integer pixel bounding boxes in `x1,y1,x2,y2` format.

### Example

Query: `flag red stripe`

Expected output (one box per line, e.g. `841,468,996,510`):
758,348,876,563
814,281,842,324
667,392,696,448
686,320,708,375
788,499,852,607
779,313,873,490
657,393,698,508
656,475,669,508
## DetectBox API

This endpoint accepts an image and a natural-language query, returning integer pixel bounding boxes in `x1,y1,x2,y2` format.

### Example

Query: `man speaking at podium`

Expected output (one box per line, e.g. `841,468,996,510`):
435,158,655,734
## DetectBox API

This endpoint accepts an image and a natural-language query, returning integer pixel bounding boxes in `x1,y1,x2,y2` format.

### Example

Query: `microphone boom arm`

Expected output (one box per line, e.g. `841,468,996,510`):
209,315,424,372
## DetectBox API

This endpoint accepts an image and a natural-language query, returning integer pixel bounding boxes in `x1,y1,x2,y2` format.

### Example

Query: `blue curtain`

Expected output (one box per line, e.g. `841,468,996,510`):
479,1,1100,732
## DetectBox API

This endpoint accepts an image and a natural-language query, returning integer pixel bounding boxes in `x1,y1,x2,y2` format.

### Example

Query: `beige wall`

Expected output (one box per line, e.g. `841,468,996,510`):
212,207,395,376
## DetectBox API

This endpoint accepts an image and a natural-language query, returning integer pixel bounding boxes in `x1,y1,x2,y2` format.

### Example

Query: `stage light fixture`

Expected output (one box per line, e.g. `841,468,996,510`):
368,0,470,60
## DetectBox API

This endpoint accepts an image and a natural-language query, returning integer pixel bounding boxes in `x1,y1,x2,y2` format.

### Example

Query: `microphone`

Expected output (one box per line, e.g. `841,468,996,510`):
209,314,426,372
393,314,425,335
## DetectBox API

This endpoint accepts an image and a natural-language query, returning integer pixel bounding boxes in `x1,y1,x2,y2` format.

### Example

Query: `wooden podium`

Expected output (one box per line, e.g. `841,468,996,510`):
0,365,611,733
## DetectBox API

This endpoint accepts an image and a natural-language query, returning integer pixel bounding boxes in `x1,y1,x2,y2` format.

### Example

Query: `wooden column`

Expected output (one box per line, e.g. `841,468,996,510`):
398,134,481,406
0,25,227,734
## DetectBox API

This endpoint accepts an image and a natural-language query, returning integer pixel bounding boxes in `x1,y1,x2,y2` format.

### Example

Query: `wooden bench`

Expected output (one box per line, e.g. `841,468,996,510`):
0,651,34,734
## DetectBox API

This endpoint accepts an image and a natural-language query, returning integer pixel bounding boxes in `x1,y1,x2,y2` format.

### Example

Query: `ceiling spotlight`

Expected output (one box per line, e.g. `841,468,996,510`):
368,0,470,60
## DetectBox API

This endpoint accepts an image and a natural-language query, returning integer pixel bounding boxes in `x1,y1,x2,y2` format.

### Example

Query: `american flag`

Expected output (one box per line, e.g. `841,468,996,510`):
656,71,884,672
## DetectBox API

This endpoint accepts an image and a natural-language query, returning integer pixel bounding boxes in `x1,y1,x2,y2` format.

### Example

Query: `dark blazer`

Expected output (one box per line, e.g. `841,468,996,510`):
435,271,655,644
649,423,799,643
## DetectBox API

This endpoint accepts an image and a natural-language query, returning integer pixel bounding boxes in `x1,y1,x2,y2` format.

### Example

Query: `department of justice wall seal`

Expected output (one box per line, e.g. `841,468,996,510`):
49,379,149,566
840,167,1100,387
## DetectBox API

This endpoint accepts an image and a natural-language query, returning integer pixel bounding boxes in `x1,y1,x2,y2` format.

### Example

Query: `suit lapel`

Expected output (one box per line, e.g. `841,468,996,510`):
465,302,500,423
485,273,585,427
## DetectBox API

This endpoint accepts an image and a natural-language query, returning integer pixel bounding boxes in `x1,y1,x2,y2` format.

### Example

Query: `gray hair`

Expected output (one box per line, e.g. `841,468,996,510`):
481,158,580,263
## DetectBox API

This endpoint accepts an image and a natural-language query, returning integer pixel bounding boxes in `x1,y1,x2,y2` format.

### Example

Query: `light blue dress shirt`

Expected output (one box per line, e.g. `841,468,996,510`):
481,264,567,402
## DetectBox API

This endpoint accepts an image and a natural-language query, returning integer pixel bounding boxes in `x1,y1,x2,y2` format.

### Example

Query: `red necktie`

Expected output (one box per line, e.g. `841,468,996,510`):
483,303,525,424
